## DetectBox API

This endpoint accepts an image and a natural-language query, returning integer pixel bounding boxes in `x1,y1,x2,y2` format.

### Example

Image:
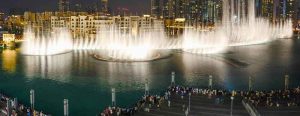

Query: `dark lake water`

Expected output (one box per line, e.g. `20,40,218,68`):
0,39,300,115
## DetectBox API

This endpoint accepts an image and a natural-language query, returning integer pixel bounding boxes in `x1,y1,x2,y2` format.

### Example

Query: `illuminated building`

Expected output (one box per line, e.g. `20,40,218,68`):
2,34,16,48
0,13,4,28
50,15,161,36
5,15,25,35
151,0,161,18
3,34,15,43
285,0,296,19
161,0,222,26
257,0,296,23
260,0,275,22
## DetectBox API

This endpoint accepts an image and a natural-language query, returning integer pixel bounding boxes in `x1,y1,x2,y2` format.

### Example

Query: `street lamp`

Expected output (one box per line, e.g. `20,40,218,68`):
285,75,289,90
209,75,213,89
249,76,253,91
230,96,234,116
189,92,191,111
64,99,69,116
112,88,116,106
145,79,149,96
171,72,175,86
30,89,35,110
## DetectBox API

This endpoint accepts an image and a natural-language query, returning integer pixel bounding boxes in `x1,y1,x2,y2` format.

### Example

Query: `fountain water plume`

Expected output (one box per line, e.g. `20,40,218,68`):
22,27,73,55
21,0,293,60
92,23,169,61
73,36,97,50
182,0,293,54
182,28,228,54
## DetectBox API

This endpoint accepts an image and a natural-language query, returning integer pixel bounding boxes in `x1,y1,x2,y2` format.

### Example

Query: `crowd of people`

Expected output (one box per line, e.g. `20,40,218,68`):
99,86,233,116
0,93,48,116
242,87,300,107
167,86,231,98
167,85,300,108
167,86,235,105
100,85,300,116
100,95,164,116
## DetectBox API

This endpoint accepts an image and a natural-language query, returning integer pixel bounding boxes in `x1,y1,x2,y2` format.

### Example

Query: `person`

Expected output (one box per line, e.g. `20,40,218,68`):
40,111,43,116
27,109,31,116
185,108,189,116
117,109,120,116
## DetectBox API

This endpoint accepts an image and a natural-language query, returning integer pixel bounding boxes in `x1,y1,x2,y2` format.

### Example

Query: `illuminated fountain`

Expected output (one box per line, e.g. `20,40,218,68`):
183,0,293,54
21,0,293,61
182,27,228,54
22,27,73,55
91,23,170,62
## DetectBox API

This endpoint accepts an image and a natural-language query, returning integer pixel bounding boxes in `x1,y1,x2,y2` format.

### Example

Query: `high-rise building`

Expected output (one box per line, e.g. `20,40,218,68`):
296,0,300,20
274,0,296,22
174,0,185,18
286,0,296,19
0,12,4,29
101,0,109,13
151,0,161,18
58,0,70,12
260,0,275,22
160,0,221,25
186,0,199,21
162,0,174,18
161,0,185,19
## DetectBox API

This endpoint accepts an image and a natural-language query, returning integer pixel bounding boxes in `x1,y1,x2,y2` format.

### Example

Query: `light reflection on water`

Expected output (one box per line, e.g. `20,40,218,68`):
2,49,17,73
23,52,72,83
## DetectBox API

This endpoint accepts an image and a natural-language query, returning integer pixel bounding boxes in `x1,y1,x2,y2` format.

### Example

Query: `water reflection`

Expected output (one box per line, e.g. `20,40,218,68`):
18,39,296,90
181,53,229,87
2,49,17,73
23,52,72,82
70,50,153,91
72,50,95,75
94,61,152,91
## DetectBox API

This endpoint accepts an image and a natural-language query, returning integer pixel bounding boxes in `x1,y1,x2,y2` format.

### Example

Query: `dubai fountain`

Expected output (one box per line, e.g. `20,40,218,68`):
91,23,169,62
21,0,293,61
182,0,293,54
22,27,73,55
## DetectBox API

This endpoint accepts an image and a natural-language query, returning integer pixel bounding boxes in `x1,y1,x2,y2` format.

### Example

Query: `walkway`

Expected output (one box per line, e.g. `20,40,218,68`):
136,93,248,116
257,106,300,116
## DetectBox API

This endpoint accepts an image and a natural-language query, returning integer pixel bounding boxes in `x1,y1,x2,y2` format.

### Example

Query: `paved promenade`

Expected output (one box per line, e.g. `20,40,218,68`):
257,106,300,116
100,85,300,116
136,93,248,116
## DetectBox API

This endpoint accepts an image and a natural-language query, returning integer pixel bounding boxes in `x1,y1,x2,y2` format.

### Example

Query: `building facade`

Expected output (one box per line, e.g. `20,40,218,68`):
50,15,162,37
160,0,222,25
258,0,297,23
151,0,161,18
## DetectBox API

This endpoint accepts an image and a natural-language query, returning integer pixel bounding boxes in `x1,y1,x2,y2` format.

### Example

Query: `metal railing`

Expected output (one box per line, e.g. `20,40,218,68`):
242,99,261,116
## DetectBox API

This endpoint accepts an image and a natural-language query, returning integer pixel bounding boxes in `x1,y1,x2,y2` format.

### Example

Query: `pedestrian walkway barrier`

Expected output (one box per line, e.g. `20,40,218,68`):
242,99,261,116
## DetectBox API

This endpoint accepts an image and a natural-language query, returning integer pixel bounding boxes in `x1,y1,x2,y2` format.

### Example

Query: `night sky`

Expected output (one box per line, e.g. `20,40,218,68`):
0,0,151,14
